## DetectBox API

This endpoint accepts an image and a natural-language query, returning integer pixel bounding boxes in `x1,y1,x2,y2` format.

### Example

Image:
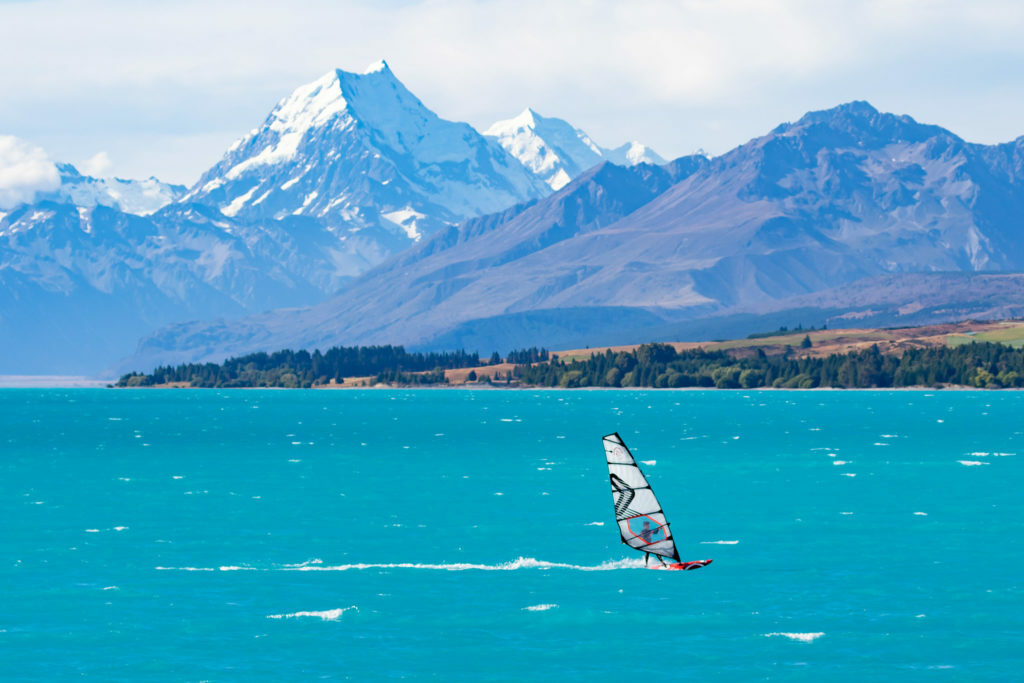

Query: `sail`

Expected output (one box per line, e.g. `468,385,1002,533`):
602,432,680,561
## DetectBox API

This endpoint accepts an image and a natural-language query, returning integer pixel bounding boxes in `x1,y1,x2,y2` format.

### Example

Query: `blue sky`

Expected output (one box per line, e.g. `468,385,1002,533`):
1,0,1023,185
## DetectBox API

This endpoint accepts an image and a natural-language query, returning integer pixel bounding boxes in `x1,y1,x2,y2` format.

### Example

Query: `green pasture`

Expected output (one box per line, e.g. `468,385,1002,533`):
946,323,1024,348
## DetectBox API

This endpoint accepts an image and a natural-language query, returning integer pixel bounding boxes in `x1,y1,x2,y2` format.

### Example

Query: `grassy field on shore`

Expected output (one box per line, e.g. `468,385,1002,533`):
554,320,1024,363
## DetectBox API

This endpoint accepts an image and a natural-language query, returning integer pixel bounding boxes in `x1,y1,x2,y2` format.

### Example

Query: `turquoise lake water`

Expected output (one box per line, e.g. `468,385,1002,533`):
3,388,1022,680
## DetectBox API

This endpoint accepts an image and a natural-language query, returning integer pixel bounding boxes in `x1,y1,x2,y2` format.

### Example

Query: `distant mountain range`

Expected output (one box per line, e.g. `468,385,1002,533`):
0,62,662,373
123,101,1024,372
5,61,1024,375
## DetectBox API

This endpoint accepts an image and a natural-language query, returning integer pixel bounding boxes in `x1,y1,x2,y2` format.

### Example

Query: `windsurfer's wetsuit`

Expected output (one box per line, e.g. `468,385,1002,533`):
639,522,664,566
639,522,662,544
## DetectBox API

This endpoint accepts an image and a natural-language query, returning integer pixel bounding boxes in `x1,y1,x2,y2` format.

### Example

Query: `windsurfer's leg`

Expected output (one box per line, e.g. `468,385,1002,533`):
657,556,667,567
645,553,649,567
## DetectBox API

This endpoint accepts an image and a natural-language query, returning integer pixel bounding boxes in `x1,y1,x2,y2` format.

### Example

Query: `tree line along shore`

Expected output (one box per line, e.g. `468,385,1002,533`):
116,339,1024,389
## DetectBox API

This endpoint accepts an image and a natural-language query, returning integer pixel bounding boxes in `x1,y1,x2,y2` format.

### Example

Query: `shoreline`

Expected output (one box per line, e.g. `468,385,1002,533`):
0,375,114,389
4,380,1000,391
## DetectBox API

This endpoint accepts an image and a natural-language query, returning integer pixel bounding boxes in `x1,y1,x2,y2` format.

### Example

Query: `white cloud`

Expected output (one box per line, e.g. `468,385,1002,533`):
80,151,113,178
0,135,60,209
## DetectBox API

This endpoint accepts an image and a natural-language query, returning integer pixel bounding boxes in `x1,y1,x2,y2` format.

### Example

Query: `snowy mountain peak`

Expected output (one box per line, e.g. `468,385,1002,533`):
507,107,541,127
484,108,553,135
38,163,184,215
605,141,667,167
184,61,547,261
484,110,663,190
363,59,391,75
259,71,349,153
208,64,420,185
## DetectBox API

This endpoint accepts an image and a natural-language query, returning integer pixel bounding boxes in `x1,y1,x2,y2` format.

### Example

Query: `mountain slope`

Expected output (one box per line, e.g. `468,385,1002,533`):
484,108,665,190
126,102,1024,368
123,157,708,368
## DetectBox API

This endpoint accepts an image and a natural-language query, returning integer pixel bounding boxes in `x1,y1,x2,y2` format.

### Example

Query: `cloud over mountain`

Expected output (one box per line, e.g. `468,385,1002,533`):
0,135,60,209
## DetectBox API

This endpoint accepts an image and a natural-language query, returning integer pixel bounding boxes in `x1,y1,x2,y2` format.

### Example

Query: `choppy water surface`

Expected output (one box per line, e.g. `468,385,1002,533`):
3,389,1022,679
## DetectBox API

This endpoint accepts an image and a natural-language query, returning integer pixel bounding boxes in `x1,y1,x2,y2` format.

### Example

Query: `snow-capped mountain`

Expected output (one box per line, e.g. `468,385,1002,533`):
1,62,564,373
184,61,548,255
40,163,185,215
484,108,665,190
603,141,666,167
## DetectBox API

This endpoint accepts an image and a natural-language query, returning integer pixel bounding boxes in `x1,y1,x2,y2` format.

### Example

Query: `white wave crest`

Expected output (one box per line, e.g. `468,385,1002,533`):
267,606,357,621
283,559,323,568
765,632,824,642
155,566,216,571
585,521,605,526
294,557,646,572
523,604,557,611
958,460,989,466
157,557,647,573
700,540,738,545
640,460,656,466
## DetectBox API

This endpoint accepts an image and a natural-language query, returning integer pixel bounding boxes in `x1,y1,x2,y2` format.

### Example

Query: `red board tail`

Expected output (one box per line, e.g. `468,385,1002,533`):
663,559,713,571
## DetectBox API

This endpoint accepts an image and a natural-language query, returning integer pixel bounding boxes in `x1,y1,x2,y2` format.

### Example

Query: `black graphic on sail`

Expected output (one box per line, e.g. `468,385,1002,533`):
602,432,680,561
610,474,635,517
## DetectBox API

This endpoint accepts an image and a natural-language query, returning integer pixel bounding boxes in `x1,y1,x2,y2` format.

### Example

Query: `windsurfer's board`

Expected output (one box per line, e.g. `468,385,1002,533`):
662,559,713,571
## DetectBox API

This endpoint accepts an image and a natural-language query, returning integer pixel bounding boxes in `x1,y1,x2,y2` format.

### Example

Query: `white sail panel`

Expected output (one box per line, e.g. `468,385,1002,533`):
603,432,680,561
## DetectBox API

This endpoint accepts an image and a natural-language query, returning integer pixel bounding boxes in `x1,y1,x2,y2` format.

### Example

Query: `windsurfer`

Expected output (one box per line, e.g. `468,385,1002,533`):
603,432,712,572
639,520,662,544
639,520,666,567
